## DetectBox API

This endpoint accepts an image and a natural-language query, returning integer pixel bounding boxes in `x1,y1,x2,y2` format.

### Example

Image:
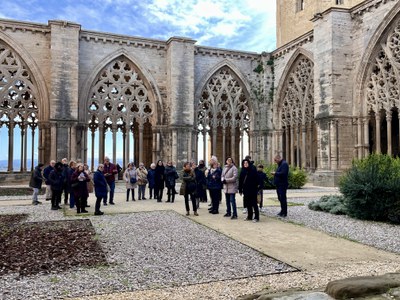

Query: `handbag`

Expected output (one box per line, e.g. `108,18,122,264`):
130,177,137,184
71,181,79,188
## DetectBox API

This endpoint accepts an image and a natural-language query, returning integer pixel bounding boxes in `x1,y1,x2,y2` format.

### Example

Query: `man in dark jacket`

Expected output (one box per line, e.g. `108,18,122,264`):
272,155,289,217
48,162,64,210
43,160,55,201
29,163,44,205
103,156,118,205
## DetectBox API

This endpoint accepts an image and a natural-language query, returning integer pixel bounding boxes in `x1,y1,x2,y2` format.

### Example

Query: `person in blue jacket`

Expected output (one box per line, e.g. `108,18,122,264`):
271,155,289,217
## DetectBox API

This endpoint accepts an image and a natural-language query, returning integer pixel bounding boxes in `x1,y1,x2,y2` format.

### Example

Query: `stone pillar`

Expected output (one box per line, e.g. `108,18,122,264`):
138,123,144,164
285,127,290,163
70,124,77,161
203,129,207,161
386,111,392,156
330,119,338,171
357,117,362,159
290,125,295,165
50,122,57,161
99,125,105,163
231,127,236,164
212,126,217,156
222,127,226,160
48,21,80,160
375,114,381,154
363,117,370,157
124,129,130,168
166,37,196,165
7,121,14,172
31,127,36,172
20,125,26,172
301,124,306,168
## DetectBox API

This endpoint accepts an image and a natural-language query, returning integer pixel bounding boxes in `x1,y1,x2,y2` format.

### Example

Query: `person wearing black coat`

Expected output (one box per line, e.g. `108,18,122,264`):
48,162,64,210
93,164,107,215
239,158,260,222
29,163,44,205
272,155,289,217
154,160,165,202
43,160,55,201
71,163,90,214
165,161,179,203
194,160,207,203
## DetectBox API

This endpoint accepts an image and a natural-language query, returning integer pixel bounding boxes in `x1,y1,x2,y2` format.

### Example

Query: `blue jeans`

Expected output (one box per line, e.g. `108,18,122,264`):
32,188,39,203
225,193,237,216
107,181,115,203
69,192,75,208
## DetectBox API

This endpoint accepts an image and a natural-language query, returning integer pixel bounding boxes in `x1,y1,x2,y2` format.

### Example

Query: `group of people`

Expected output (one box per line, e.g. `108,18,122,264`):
29,153,289,220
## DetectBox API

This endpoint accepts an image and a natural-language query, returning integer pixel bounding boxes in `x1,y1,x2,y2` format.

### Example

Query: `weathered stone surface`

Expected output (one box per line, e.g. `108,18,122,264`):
238,290,333,300
325,273,400,299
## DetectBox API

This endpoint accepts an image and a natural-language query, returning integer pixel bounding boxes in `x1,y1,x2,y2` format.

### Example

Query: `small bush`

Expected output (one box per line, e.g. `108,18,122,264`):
257,161,307,189
339,154,400,222
308,195,347,215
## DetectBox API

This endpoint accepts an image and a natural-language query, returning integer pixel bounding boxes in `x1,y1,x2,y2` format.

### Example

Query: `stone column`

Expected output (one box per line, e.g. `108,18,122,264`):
138,123,144,164
363,117,370,158
212,126,217,156
386,111,392,156
330,119,338,170
231,127,236,164
70,124,77,161
31,127,36,172
90,128,95,171
222,127,226,160
301,124,306,168
285,127,290,163
98,125,105,164
375,113,381,154
296,125,300,167
20,125,26,172
203,129,207,161
124,129,129,169
357,117,363,159
290,125,295,165
50,122,57,161
7,121,14,172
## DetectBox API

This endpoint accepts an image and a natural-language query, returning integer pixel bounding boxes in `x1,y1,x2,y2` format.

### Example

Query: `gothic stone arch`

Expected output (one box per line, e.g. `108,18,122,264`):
85,55,158,168
357,3,400,158
0,36,49,172
196,64,251,164
275,51,316,170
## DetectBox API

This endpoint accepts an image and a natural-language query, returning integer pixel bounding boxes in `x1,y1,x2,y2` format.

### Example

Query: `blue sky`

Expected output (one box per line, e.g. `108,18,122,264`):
0,0,276,53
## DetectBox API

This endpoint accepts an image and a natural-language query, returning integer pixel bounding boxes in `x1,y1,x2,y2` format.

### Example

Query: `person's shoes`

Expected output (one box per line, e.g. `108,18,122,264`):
126,199,129,202
223,213,231,217
149,197,152,199
81,210,89,213
46,198,51,201
186,211,190,216
253,219,259,223
194,212,199,216
208,203,212,207
51,206,58,210
242,208,247,214
157,200,162,203
138,198,141,200
94,211,104,216
85,205,90,208
244,217,251,221
56,206,62,209
103,203,108,206
231,215,238,220
280,214,287,218
36,201,42,204
132,199,136,201
142,197,147,200
166,200,170,203
211,211,219,214
110,202,115,205
77,211,81,214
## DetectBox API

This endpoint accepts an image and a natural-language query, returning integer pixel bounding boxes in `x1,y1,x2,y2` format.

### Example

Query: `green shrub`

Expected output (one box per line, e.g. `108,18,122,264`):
288,166,307,189
257,162,307,189
339,154,400,222
308,195,347,215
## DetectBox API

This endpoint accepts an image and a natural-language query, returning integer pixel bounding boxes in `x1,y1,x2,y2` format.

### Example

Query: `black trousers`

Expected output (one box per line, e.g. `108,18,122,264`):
184,192,197,212
209,189,220,212
244,193,259,220
51,189,62,208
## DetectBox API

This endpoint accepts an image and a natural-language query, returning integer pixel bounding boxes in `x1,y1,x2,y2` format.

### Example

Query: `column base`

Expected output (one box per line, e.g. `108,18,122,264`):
308,170,343,187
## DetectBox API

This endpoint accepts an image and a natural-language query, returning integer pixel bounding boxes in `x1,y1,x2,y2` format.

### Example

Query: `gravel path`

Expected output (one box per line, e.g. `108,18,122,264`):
263,197,400,254
0,206,295,300
0,190,399,300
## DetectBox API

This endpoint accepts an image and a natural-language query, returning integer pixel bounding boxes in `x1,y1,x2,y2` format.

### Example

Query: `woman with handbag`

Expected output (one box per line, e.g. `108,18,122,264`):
123,162,138,201
181,162,198,216
137,162,148,200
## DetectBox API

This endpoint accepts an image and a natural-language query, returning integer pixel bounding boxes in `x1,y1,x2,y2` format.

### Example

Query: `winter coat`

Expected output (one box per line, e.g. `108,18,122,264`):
137,167,148,186
165,166,178,188
43,165,54,185
48,169,64,191
194,165,207,198
147,169,156,188
221,164,238,194
29,166,43,189
273,160,289,188
206,167,222,190
181,169,196,195
238,161,259,196
154,165,165,189
71,170,90,199
64,167,75,192
257,170,267,190
93,170,108,198
103,163,118,184
123,168,138,189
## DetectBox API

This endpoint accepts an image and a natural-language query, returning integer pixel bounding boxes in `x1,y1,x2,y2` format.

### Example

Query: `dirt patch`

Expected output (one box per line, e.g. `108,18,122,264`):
0,216,107,277
0,188,45,196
